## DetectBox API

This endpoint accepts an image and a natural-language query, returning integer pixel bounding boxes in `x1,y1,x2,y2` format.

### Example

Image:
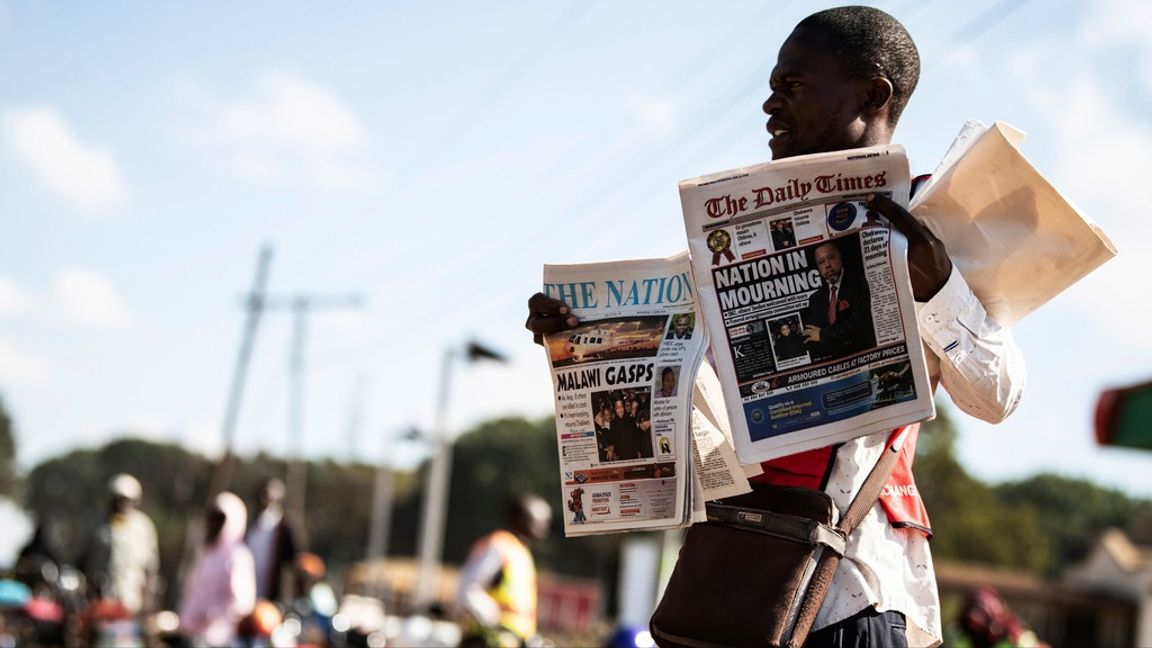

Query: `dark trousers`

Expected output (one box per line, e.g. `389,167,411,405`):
805,607,908,648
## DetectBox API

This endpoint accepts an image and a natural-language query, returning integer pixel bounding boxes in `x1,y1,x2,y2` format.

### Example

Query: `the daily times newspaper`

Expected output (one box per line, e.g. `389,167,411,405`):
542,252,713,537
680,145,935,464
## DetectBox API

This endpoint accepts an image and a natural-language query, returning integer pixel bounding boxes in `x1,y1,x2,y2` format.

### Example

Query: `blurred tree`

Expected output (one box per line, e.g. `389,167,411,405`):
914,405,1052,573
0,395,18,497
996,473,1152,575
22,437,427,607
23,438,214,606
432,415,624,611
29,413,1145,616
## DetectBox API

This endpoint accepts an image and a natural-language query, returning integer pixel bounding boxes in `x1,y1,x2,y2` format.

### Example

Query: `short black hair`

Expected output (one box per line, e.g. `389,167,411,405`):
796,6,920,125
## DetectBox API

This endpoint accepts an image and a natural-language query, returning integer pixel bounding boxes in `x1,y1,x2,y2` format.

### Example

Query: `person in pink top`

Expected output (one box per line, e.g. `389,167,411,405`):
179,491,257,646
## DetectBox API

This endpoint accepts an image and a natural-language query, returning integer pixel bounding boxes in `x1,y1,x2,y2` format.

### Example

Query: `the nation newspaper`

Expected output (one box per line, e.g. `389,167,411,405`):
542,252,717,536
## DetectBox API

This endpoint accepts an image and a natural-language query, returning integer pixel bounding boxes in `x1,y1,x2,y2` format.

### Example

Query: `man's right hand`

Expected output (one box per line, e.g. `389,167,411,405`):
525,293,579,345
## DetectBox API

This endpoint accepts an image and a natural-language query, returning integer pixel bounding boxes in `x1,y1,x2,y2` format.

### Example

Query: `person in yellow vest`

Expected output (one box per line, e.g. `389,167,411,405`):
456,494,552,648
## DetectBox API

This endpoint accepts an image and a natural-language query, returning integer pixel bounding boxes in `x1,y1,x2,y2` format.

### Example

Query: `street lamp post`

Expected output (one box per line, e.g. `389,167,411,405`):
412,340,507,608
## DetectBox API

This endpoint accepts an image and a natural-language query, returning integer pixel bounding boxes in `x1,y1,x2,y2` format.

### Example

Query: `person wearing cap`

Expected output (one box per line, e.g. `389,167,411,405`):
82,473,160,617
179,491,257,647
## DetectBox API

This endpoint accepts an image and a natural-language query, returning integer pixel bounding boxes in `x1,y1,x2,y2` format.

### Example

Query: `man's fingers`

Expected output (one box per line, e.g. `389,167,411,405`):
525,292,579,343
528,292,569,316
526,293,578,325
865,194,952,300
865,193,926,241
526,313,579,336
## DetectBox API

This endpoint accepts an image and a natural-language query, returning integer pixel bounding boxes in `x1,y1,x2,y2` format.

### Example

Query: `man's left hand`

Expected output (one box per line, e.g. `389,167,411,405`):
866,193,952,301
803,324,822,343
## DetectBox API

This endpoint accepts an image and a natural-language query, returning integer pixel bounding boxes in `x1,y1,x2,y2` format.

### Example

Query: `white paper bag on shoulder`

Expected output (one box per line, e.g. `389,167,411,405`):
910,121,1117,325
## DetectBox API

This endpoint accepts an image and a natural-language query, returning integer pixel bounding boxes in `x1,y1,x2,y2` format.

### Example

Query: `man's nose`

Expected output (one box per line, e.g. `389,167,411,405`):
762,92,781,115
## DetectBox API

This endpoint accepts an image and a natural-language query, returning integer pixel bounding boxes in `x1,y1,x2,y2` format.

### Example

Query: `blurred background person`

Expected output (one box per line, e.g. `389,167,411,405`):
82,473,159,618
178,491,256,647
948,586,1047,648
456,494,552,648
245,477,303,604
14,519,60,589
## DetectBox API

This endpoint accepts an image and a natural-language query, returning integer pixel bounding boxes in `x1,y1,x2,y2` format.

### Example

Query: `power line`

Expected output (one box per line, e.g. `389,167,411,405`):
364,2,1035,355
925,0,1031,69
412,0,597,177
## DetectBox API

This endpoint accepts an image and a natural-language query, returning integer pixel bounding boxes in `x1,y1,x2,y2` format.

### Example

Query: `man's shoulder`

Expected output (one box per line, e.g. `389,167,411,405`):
127,509,157,531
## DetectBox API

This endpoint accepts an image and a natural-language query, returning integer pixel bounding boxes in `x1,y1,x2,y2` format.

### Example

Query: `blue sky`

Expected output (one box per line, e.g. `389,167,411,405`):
2,0,1151,497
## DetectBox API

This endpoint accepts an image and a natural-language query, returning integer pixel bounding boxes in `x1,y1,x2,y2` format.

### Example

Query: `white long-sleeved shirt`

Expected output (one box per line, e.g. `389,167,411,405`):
456,540,505,626
813,267,1026,647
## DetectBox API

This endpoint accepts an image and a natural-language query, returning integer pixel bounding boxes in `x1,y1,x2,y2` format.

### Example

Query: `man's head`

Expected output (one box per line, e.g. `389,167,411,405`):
108,473,142,514
763,6,919,160
506,493,552,542
674,315,691,337
257,477,286,511
779,323,792,337
206,491,248,546
815,243,844,284
614,399,626,419
661,367,676,396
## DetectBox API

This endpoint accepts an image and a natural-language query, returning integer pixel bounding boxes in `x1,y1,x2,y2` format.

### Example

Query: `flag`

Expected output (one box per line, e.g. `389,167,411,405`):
1095,380,1152,451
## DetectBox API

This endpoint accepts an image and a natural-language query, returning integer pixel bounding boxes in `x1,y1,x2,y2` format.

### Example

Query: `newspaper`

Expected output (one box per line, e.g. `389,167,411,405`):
910,121,1117,325
680,145,935,464
542,252,710,536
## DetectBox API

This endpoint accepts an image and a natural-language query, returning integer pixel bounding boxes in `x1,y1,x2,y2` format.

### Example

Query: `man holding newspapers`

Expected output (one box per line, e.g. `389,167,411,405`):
527,5,1024,647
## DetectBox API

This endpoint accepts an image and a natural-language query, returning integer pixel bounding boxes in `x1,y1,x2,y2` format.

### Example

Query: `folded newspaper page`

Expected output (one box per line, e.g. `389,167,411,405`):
542,252,709,536
680,145,935,464
910,121,1117,325
692,361,764,480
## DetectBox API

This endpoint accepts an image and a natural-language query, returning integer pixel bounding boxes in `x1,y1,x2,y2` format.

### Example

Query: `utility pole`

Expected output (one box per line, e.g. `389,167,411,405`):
413,340,507,608
187,244,271,604
207,244,274,499
264,293,364,521
366,425,406,562
345,373,368,463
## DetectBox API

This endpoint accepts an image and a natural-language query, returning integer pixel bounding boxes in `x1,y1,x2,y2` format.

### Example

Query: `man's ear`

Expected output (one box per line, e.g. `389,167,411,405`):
862,77,894,115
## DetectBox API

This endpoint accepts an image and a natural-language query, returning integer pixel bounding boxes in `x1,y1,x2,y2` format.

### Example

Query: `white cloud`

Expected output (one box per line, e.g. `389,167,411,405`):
1082,0,1152,91
0,275,29,317
0,337,50,385
0,105,129,213
173,69,378,193
54,268,131,328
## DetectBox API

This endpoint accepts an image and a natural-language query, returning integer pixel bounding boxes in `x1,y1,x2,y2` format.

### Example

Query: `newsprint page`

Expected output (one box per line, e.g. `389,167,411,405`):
680,145,935,465
541,253,710,537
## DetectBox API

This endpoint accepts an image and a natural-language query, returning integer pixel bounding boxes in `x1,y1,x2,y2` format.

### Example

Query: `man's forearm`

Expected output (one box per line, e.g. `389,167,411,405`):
917,268,1026,422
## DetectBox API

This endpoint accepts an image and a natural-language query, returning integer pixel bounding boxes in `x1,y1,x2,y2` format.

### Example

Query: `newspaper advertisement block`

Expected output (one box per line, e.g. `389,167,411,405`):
542,252,708,536
680,145,935,464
